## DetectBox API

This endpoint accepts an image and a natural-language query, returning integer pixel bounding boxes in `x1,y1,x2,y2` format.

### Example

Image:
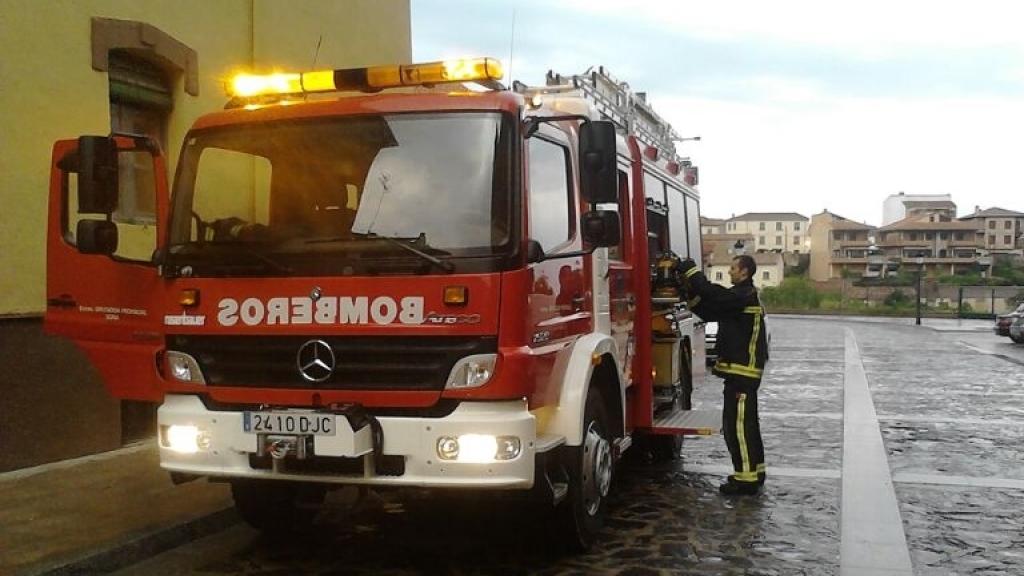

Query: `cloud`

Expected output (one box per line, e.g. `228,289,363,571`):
412,0,1024,224
560,0,1024,57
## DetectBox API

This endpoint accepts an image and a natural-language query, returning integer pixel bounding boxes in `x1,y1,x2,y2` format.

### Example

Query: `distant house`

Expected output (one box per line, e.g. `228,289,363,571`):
875,212,991,277
700,216,726,235
808,210,877,281
721,212,809,254
958,206,1024,257
882,192,956,226
704,237,784,288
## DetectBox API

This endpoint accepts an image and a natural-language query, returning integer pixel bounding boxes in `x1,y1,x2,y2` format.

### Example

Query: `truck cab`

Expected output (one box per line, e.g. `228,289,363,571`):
45,58,710,550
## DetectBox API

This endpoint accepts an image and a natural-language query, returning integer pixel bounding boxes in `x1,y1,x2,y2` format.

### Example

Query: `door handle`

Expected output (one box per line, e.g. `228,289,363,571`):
47,295,77,308
572,296,586,310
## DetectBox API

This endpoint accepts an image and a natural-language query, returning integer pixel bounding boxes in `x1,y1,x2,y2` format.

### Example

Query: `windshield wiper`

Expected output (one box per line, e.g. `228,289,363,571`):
169,241,293,275
349,232,455,273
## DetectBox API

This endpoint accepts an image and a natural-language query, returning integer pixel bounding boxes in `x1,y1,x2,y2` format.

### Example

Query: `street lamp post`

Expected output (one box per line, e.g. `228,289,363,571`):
915,256,924,325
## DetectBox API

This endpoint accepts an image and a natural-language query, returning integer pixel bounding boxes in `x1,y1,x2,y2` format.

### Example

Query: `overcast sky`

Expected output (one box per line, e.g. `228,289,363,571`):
411,0,1024,225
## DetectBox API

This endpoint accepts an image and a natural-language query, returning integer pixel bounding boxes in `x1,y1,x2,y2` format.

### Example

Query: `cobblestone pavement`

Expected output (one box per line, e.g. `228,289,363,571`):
116,318,1023,576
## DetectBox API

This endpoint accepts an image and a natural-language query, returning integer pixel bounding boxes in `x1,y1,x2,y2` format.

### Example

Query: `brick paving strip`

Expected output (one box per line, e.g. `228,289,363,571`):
839,327,914,576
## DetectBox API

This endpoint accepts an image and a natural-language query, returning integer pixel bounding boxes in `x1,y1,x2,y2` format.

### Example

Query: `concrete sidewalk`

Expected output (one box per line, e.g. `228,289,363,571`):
0,442,235,575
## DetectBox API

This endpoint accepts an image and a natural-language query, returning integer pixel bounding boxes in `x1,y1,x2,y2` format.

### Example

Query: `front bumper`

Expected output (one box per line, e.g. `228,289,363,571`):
158,395,537,489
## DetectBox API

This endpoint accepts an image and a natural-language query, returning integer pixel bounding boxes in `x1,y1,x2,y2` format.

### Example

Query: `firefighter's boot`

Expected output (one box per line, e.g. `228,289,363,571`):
719,476,761,496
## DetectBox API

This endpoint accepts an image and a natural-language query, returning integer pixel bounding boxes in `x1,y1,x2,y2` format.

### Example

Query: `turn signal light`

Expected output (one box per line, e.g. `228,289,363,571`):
179,289,200,307
444,285,468,306
227,57,504,98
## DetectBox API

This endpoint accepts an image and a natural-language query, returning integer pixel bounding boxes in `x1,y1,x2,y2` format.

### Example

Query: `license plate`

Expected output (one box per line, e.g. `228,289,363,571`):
243,412,336,436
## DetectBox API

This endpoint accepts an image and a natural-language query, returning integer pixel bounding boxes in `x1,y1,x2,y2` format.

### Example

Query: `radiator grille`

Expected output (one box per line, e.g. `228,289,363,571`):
167,335,497,391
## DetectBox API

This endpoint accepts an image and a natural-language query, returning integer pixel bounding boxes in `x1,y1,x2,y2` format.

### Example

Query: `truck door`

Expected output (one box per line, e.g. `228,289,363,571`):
605,165,637,384
45,136,169,401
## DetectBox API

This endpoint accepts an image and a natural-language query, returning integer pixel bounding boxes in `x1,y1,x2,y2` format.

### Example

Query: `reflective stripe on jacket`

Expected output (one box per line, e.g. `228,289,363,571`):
685,272,768,380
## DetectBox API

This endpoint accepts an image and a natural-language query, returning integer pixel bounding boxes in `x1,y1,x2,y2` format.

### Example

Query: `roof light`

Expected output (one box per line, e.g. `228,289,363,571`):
226,57,504,99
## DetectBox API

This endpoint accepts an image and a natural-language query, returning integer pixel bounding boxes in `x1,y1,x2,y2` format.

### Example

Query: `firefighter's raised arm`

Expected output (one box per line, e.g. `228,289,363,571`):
679,258,751,321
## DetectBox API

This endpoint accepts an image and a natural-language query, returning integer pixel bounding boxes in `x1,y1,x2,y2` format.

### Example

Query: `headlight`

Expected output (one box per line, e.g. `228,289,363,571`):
161,425,211,453
436,434,521,463
445,354,497,390
166,351,205,384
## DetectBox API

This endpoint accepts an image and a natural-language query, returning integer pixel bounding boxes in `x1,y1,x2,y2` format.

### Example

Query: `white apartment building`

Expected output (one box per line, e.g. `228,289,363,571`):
882,192,956,226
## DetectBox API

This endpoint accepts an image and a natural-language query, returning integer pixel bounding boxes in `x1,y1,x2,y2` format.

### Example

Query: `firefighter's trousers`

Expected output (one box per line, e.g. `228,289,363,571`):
722,376,765,484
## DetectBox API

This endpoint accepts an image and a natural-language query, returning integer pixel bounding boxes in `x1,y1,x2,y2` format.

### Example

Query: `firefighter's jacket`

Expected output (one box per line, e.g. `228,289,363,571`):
684,269,768,381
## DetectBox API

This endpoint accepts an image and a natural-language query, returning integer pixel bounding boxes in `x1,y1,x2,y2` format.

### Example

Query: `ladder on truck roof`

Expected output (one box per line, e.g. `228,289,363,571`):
543,67,684,162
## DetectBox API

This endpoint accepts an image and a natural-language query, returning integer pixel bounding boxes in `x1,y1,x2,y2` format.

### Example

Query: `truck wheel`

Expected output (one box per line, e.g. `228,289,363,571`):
1011,334,1024,344
557,387,612,552
231,480,325,534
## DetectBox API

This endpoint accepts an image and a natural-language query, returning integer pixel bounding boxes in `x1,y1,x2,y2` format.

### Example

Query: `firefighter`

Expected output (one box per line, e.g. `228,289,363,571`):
679,255,768,495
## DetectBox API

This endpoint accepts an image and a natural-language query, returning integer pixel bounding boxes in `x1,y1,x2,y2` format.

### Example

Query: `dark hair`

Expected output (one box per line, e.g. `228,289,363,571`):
733,254,757,276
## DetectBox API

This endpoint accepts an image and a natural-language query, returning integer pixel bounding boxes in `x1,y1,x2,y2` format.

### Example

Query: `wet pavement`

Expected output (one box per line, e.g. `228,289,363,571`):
107,317,1021,576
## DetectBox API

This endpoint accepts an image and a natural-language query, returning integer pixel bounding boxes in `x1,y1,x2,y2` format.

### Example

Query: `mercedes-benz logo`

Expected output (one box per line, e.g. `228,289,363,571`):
296,339,335,382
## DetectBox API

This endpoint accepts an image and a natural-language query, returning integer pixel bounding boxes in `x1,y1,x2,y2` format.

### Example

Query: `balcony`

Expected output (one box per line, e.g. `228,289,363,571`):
832,239,872,249
948,239,980,247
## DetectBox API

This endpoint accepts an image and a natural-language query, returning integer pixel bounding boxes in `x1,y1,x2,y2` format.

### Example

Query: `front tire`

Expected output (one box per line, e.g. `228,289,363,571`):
556,387,613,552
231,480,326,534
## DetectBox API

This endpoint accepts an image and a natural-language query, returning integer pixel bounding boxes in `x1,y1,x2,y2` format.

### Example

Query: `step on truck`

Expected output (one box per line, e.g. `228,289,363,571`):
45,57,716,550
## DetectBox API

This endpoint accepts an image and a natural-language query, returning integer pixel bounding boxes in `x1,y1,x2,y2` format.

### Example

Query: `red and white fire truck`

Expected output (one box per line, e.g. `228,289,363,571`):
45,58,715,550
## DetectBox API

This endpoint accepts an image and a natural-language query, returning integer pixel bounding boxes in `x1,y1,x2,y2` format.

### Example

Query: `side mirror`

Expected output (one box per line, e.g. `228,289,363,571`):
579,121,618,204
582,210,621,248
77,136,119,214
526,239,546,263
76,219,118,255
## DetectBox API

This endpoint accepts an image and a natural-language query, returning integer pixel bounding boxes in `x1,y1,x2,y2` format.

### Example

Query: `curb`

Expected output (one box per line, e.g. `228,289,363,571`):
774,313,992,333
23,508,239,576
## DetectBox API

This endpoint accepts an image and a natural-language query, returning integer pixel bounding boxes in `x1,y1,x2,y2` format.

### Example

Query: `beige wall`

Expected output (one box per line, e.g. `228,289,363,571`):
981,217,1024,251
725,219,809,253
0,0,411,315
705,261,784,289
808,213,832,281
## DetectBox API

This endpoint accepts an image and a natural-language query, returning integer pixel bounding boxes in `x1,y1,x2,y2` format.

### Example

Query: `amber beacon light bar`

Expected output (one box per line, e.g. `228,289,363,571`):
228,57,505,98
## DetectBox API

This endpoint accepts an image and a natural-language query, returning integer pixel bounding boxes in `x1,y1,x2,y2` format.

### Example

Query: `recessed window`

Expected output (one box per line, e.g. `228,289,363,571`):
762,271,770,280
108,50,171,223
528,137,573,253
715,271,723,280
759,222,766,231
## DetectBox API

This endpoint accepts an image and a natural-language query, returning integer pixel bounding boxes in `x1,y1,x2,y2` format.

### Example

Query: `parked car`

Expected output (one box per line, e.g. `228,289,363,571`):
1009,315,1024,344
994,303,1024,338
700,318,771,366
703,321,718,365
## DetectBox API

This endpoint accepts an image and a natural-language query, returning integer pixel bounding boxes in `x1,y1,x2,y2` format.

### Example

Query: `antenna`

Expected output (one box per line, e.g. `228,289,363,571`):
507,8,516,84
311,34,323,70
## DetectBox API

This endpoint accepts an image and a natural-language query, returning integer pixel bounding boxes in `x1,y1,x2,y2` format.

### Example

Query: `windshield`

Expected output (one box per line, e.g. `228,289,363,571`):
167,112,513,276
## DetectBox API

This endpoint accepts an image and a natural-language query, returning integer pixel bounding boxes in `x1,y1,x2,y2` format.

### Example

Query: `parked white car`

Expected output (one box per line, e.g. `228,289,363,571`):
1009,315,1024,344
703,321,719,365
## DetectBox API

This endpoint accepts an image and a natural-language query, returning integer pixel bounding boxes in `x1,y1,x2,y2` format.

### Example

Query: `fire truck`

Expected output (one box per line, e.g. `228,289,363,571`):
45,57,716,550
